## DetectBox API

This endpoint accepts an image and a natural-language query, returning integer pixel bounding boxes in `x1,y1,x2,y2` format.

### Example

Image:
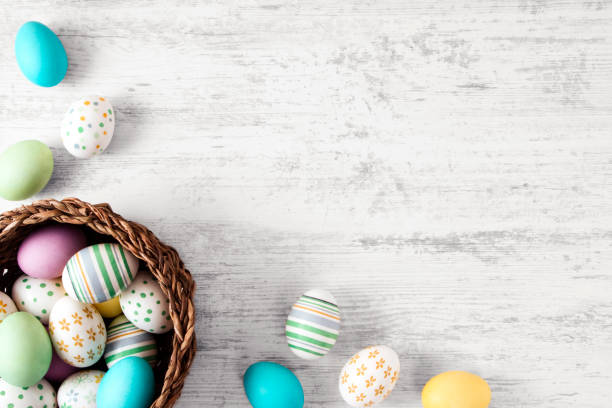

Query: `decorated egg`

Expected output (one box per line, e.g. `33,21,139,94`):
119,271,172,333
58,370,105,408
18,224,87,279
49,297,106,367
285,289,340,360
97,356,155,408
0,140,53,201
94,296,122,318
62,243,139,304
0,312,52,387
60,96,115,158
105,314,158,369
15,21,67,87
422,371,491,408
339,345,400,407
0,377,57,408
0,291,17,324
12,274,67,324
243,362,304,408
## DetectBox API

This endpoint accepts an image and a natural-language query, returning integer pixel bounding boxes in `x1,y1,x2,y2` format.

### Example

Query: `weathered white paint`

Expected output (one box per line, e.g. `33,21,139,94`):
1,1,611,406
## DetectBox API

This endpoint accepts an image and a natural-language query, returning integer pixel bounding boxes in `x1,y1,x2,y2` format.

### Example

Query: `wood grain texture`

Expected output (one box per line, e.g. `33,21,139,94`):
1,1,611,406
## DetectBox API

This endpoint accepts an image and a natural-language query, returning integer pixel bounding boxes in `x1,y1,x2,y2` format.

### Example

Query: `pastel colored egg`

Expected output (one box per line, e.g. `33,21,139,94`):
97,356,155,408
0,377,57,408
60,96,115,158
339,345,400,407
0,291,17,324
243,362,304,408
285,289,340,360
0,312,52,387
119,271,172,333
45,345,79,383
49,297,106,368
58,370,104,408
15,21,68,87
18,224,87,279
94,296,122,318
0,140,53,201
422,371,491,408
12,274,67,324
105,314,158,369
62,243,139,304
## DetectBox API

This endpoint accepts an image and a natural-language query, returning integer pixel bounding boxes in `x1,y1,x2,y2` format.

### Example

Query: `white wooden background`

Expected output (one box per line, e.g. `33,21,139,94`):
1,1,611,407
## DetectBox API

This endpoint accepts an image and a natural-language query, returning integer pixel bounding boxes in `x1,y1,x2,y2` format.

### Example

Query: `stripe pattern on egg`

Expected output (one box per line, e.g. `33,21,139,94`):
63,243,139,304
104,314,158,368
285,289,340,359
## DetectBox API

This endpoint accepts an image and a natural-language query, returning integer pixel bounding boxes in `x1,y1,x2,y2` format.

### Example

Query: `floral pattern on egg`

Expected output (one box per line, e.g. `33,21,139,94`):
49,297,107,368
60,96,115,158
0,292,17,324
12,274,67,324
119,271,173,333
0,377,57,408
58,369,104,408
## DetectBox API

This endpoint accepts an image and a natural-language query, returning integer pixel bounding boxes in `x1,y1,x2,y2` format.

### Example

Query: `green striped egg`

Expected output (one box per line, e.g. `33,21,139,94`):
62,243,139,304
104,314,158,369
285,289,340,360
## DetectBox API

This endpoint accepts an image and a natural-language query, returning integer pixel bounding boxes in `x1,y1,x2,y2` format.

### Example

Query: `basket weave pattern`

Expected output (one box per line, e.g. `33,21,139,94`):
0,198,196,407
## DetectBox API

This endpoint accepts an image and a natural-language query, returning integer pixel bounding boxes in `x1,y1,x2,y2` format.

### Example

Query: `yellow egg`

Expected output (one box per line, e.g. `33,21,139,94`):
422,371,491,408
94,296,122,318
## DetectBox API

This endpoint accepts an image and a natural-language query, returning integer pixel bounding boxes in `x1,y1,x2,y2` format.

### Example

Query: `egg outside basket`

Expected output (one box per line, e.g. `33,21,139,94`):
0,198,196,407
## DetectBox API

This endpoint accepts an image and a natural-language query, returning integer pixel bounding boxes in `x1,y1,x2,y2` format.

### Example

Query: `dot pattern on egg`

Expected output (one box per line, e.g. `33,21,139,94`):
120,272,173,334
12,275,67,324
60,96,114,158
0,378,57,408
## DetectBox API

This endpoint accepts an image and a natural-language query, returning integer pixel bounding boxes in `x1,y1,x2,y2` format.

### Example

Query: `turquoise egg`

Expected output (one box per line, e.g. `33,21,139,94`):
243,362,304,408
97,356,155,408
0,312,52,387
15,21,68,87
0,140,53,201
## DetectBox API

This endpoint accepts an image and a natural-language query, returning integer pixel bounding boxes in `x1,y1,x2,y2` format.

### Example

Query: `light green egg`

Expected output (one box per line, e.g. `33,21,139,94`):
0,311,52,387
0,140,53,201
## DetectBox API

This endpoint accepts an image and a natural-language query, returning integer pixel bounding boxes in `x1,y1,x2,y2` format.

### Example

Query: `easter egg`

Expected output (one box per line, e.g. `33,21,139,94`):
0,312,52,387
285,289,340,360
15,21,68,87
58,370,104,408
422,371,491,408
0,140,53,201
119,271,172,333
94,296,122,318
18,224,87,279
0,292,17,324
105,314,158,369
45,346,79,383
243,362,304,408
60,96,115,158
49,297,106,367
339,345,400,407
0,377,57,408
97,356,155,408
12,274,67,324
62,243,139,304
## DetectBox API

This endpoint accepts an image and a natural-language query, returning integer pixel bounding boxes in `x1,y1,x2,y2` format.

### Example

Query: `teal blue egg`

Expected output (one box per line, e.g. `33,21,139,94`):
15,21,68,87
243,362,304,408
97,356,155,408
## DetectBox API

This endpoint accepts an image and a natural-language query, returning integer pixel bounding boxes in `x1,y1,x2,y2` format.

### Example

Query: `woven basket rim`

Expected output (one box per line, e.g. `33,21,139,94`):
0,197,196,408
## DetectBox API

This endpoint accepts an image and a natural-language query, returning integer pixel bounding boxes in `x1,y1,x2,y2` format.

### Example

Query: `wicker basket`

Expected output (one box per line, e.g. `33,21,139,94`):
0,198,196,407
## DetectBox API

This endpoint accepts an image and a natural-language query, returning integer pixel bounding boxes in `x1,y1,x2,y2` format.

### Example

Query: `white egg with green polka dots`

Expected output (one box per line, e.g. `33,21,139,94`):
0,377,57,408
119,271,173,334
60,96,115,159
12,274,67,324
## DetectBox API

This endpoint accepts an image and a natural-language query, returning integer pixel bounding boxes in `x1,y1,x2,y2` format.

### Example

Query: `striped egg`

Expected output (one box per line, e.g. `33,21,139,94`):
285,289,340,360
62,243,139,304
104,314,158,369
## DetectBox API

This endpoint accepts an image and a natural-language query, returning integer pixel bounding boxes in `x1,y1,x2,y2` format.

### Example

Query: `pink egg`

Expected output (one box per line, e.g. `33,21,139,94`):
17,224,87,279
45,347,79,383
